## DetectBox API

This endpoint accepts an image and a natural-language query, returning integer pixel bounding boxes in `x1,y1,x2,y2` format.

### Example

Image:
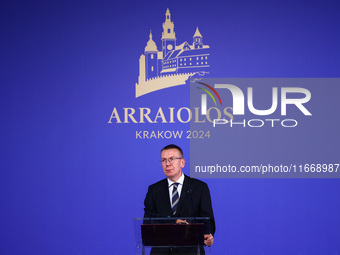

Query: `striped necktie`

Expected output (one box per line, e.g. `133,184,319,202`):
171,183,179,214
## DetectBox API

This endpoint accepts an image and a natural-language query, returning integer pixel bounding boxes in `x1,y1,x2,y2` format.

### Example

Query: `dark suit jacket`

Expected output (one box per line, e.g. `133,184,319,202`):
144,175,215,235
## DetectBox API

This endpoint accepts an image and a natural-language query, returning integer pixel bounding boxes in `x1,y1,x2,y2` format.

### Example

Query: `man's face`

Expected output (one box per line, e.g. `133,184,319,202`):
161,148,185,182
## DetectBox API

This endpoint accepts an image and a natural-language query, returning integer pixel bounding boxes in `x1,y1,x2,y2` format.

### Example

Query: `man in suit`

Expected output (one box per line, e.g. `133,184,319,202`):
144,144,215,255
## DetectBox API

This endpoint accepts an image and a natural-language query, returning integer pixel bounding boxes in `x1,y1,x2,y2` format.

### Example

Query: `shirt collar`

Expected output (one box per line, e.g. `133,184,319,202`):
167,173,185,187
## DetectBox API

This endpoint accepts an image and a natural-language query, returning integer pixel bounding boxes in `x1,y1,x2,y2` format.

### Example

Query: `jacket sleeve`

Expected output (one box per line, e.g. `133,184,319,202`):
144,185,155,218
200,183,216,235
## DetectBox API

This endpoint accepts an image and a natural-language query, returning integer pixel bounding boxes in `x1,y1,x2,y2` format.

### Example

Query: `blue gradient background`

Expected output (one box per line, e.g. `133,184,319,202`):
1,0,339,254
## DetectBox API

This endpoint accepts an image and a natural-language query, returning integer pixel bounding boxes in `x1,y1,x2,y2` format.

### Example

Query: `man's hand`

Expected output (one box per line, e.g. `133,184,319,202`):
175,219,188,224
204,233,214,246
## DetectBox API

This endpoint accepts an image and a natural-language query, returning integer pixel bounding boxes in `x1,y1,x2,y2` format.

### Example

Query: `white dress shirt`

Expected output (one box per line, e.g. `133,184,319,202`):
167,173,185,206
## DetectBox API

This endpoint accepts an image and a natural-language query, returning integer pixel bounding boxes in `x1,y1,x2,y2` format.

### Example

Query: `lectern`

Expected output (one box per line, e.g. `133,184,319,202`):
133,217,211,255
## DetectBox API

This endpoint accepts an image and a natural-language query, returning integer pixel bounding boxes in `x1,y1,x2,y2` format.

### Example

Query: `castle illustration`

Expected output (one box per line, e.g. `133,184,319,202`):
136,8,210,97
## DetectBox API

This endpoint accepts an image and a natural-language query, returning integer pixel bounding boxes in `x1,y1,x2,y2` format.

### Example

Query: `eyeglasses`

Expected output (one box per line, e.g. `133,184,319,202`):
160,157,182,164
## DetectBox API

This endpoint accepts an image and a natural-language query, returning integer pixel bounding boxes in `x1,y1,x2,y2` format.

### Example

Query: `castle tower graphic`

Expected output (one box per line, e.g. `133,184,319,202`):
136,8,210,98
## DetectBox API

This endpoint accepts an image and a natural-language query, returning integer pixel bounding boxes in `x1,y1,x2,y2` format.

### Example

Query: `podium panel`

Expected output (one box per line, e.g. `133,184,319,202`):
133,217,211,255
141,223,204,246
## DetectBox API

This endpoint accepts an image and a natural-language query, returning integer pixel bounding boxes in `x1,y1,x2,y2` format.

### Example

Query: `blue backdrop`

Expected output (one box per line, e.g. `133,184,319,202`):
1,0,340,254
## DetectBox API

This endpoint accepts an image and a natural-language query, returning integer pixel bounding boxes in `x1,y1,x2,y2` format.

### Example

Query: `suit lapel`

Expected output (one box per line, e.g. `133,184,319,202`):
176,175,190,215
161,179,173,216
